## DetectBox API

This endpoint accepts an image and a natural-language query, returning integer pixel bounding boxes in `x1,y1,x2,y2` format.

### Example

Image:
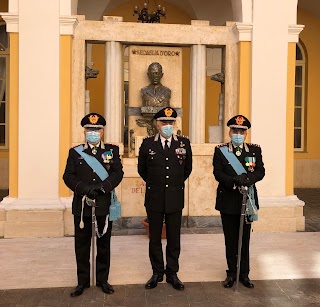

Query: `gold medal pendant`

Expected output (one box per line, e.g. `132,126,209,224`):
236,150,241,156
92,148,97,155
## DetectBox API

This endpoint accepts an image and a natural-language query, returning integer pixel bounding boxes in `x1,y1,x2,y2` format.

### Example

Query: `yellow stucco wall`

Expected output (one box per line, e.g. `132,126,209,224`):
296,8,320,159
87,0,220,142
238,41,251,142
8,33,18,197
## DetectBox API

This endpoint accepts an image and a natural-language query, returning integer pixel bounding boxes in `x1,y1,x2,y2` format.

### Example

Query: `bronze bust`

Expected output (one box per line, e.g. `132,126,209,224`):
141,62,171,107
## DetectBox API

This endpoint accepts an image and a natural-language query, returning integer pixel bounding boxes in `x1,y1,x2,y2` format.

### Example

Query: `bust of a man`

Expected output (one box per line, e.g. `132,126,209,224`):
141,62,171,107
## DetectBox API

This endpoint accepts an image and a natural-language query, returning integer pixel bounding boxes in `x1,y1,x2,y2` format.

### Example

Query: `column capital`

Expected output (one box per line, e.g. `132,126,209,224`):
232,22,253,42
1,13,19,33
288,24,305,43
60,15,79,35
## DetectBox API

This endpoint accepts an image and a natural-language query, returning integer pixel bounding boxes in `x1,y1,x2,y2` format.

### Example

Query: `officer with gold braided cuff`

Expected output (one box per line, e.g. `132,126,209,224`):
63,112,123,297
213,115,265,289
138,107,192,291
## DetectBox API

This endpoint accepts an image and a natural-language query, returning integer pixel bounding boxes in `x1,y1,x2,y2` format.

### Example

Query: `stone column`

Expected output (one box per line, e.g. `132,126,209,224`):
104,17,123,144
189,44,206,143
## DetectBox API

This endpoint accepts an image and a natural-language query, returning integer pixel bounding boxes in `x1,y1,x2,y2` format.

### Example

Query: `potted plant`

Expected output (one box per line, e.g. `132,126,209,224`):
141,217,166,239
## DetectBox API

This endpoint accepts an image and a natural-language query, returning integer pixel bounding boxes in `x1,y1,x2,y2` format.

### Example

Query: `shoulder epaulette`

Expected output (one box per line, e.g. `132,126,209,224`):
178,135,189,139
247,143,260,148
72,144,84,149
216,143,228,148
143,135,154,140
105,143,119,147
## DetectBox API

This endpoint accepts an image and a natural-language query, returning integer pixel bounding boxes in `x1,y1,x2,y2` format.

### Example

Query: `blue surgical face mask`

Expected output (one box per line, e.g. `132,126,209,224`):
86,131,101,144
161,125,174,138
231,134,245,146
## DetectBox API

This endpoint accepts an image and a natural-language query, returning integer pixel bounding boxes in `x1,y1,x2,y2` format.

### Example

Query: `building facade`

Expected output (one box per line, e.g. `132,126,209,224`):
0,0,318,237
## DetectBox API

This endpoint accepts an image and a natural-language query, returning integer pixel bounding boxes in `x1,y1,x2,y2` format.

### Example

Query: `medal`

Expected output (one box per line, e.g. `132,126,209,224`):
102,150,113,164
92,148,97,155
245,157,256,172
236,150,241,156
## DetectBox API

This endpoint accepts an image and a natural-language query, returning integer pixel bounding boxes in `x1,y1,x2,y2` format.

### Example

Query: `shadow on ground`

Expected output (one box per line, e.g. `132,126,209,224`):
1,279,320,306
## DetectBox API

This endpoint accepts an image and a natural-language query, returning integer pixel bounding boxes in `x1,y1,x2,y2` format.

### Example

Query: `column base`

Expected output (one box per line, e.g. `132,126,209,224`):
1,197,65,238
253,195,305,232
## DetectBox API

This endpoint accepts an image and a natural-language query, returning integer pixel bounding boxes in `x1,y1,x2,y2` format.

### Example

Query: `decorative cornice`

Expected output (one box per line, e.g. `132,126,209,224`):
60,15,79,35
1,13,19,33
232,22,253,42
288,24,305,43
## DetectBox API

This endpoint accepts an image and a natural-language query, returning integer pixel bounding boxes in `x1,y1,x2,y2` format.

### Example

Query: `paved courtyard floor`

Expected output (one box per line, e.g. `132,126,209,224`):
0,189,319,306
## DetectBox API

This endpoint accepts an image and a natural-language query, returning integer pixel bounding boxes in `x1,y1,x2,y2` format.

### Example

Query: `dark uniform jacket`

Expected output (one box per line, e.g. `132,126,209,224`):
63,142,124,217
138,133,192,213
213,142,265,215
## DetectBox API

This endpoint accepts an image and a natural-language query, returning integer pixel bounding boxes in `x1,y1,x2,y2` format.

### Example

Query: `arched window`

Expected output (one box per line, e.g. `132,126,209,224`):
294,42,306,151
0,22,9,149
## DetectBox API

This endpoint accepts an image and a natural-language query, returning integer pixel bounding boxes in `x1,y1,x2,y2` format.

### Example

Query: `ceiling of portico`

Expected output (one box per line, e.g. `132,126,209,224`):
77,0,233,25
298,0,320,20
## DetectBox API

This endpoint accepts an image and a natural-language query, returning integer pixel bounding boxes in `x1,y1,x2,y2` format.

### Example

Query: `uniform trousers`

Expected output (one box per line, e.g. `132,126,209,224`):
221,213,251,278
147,209,182,276
74,215,113,285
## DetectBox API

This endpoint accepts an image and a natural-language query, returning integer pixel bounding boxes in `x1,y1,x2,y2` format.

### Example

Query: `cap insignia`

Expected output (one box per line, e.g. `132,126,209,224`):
236,116,245,125
164,108,173,117
89,115,99,124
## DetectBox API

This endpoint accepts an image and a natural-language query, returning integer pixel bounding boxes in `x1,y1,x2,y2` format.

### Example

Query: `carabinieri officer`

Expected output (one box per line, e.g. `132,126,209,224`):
213,115,265,289
138,107,192,291
63,112,123,297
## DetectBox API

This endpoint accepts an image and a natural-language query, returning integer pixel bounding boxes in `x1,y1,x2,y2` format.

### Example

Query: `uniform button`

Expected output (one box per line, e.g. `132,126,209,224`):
166,158,169,160
166,166,169,169
148,187,150,190
80,162,82,165
93,170,95,173
93,179,96,181
166,176,169,178
166,185,168,188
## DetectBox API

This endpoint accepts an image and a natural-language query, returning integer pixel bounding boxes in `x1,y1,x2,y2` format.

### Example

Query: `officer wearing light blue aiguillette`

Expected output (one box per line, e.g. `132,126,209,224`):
63,113,123,297
213,115,265,289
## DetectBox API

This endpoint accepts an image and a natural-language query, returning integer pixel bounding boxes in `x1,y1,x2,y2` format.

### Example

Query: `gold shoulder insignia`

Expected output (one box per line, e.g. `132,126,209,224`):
216,143,228,148
247,143,261,148
143,135,153,139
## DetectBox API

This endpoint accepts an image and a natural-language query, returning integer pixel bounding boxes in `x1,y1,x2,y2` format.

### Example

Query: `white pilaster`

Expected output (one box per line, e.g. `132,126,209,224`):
190,44,206,143
250,0,299,197
18,0,60,199
104,40,123,144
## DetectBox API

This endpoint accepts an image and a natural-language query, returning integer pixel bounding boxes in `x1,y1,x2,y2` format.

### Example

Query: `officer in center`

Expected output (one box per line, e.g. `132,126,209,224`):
138,107,192,290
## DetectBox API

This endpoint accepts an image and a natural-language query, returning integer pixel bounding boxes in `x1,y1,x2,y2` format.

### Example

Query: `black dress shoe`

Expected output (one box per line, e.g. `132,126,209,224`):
96,281,114,294
70,284,90,297
166,274,185,290
240,277,254,288
145,274,164,289
223,276,235,288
